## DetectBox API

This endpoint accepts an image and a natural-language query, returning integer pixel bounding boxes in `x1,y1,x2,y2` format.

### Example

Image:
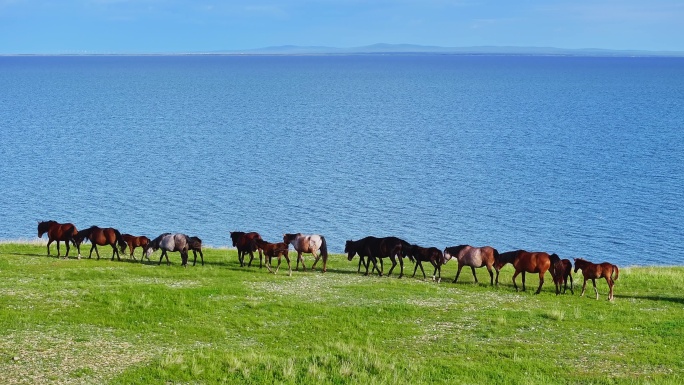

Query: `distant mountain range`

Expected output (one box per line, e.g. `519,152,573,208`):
213,43,684,57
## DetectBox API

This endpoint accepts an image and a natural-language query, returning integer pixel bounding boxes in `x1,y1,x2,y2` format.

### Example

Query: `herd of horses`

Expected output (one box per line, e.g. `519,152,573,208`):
37,220,619,300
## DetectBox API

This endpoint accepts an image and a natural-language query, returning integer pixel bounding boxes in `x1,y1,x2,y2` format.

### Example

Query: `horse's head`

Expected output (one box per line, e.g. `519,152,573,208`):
145,244,157,258
443,248,452,264
37,220,53,238
573,258,583,273
344,240,356,260
283,233,295,244
229,231,244,247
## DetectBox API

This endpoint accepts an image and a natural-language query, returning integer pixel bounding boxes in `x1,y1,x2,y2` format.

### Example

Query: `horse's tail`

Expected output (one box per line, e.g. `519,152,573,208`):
612,264,620,281
320,235,329,265
115,229,127,254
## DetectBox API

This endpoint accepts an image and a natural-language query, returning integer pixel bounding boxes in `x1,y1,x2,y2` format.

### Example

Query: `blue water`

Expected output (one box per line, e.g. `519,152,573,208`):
1,55,683,266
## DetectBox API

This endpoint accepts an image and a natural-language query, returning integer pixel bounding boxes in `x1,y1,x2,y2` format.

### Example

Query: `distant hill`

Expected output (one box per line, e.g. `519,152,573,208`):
214,43,684,57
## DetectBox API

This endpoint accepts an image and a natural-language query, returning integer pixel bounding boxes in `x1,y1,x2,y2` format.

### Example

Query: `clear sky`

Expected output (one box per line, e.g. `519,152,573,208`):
1,0,683,54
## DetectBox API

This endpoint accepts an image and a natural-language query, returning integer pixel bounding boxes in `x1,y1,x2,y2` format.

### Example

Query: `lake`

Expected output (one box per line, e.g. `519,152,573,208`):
1,54,682,266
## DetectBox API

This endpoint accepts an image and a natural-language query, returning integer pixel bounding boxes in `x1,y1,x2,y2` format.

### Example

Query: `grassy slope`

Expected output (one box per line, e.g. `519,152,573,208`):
0,243,682,384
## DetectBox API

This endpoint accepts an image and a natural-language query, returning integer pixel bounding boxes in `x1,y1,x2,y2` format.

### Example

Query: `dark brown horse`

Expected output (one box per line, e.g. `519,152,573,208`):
187,236,204,266
121,234,150,261
406,244,444,282
255,239,291,276
493,250,523,285
73,226,127,261
495,250,555,294
573,258,619,301
344,236,411,277
37,220,79,258
230,231,263,267
551,256,574,295
283,233,328,272
444,245,499,285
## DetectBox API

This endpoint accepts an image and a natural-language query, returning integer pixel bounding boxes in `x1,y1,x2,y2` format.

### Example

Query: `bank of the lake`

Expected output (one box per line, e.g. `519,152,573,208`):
0,242,682,384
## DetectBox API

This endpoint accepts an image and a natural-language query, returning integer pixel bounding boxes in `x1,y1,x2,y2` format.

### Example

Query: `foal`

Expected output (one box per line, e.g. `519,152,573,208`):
573,258,619,301
255,239,291,276
551,257,574,295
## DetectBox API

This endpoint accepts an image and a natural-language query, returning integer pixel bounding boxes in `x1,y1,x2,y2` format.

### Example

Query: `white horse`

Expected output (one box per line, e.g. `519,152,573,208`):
146,233,190,267
282,233,329,272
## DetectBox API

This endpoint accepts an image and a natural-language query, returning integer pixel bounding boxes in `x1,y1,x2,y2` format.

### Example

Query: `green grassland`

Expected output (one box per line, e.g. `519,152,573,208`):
0,242,683,384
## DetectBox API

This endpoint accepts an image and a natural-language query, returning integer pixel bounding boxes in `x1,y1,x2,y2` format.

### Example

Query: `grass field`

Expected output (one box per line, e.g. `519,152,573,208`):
1,242,683,384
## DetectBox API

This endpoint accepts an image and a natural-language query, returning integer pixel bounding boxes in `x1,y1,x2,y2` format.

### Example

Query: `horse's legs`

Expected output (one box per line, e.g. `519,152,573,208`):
453,263,463,283
299,251,308,271
89,244,95,259
274,255,282,274
521,271,527,291
247,250,255,267
431,261,440,282
470,266,478,284
285,252,292,276
495,268,501,285
357,256,363,273
111,244,120,261
398,255,405,278
56,240,61,257
486,265,494,286
311,250,322,271
46,239,53,256
386,256,398,277
64,240,71,258
592,278,599,300
580,278,587,297
534,272,544,294
182,251,188,267
199,250,204,266
569,274,574,294
512,270,520,291
607,277,614,301
411,260,421,278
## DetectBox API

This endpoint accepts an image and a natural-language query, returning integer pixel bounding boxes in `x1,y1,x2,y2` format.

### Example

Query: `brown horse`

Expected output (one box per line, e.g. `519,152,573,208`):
230,231,263,267
187,236,204,266
255,239,291,276
406,244,444,282
344,236,411,277
495,250,555,294
37,220,79,258
493,250,523,285
551,256,574,295
573,258,619,301
444,245,499,285
121,234,150,261
73,226,127,261
283,233,329,272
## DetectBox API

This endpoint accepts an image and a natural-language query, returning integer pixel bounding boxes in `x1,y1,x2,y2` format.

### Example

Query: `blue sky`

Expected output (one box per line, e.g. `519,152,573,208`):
1,0,683,53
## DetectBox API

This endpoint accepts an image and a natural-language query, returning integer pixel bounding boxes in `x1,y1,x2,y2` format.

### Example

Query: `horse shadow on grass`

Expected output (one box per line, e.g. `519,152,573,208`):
612,294,684,305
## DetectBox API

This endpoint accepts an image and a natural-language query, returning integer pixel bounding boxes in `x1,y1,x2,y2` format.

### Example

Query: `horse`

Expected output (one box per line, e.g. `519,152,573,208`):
551,256,574,295
230,231,263,267
406,244,443,282
37,220,79,258
254,239,291,276
282,233,329,272
495,250,555,294
573,258,619,301
444,245,499,285
493,250,524,285
73,226,127,261
344,236,411,277
187,236,204,266
146,233,190,267
121,234,150,261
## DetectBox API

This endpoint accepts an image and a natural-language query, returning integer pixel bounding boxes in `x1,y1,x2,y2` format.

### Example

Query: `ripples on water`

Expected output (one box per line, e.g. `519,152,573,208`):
1,55,682,266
